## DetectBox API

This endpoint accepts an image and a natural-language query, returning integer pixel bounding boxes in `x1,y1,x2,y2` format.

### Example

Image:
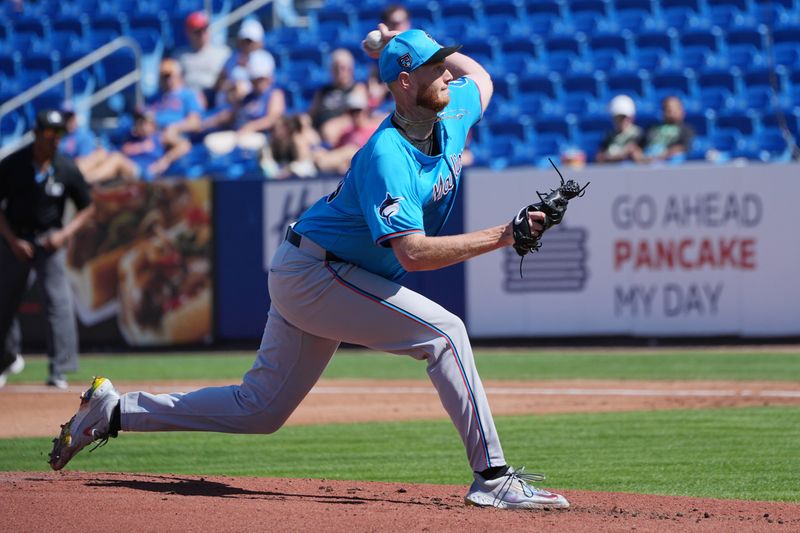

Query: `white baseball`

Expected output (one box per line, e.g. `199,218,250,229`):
365,30,383,50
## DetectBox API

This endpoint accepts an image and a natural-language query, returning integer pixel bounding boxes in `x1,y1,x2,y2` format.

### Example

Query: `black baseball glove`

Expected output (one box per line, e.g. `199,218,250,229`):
511,159,589,257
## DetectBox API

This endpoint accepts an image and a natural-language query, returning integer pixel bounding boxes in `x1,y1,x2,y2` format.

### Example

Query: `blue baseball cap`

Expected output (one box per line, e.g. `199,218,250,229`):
378,30,461,83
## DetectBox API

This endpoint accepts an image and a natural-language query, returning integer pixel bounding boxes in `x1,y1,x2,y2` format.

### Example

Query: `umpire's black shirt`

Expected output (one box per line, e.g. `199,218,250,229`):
0,145,91,239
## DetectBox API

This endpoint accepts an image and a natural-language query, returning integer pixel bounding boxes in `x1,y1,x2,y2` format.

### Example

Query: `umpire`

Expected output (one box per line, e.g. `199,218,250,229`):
0,109,95,389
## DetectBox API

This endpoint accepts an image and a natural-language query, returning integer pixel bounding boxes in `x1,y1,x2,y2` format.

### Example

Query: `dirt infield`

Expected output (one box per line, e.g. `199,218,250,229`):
2,378,800,531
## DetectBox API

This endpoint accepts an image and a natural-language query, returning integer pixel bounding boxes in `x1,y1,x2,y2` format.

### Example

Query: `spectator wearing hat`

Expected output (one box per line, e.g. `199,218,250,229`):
174,11,232,106
596,94,644,164
146,58,204,145
0,110,95,389
308,48,369,146
59,106,139,184
214,18,276,107
203,50,285,158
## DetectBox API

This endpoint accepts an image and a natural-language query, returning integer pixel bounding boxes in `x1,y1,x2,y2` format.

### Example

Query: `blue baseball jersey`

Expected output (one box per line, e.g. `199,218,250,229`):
293,76,482,281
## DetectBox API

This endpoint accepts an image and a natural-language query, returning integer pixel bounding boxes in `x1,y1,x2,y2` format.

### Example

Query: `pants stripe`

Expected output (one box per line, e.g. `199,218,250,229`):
324,262,492,468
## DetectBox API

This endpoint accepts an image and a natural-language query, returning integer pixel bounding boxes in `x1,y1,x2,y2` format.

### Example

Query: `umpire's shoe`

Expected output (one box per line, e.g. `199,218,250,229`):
465,466,570,510
49,377,120,471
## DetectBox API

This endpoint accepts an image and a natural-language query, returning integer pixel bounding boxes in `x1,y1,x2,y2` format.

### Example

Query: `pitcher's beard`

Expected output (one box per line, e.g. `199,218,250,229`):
416,85,449,113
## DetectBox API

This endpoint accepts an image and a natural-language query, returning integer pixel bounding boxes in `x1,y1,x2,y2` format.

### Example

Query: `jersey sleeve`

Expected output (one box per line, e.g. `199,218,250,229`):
448,76,483,131
359,149,424,246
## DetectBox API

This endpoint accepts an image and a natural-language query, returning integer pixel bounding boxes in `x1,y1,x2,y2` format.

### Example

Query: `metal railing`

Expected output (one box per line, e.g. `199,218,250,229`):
0,36,143,159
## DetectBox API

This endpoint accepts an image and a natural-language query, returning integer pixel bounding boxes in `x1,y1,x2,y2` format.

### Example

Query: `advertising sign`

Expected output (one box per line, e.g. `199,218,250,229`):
465,163,800,337
66,178,213,345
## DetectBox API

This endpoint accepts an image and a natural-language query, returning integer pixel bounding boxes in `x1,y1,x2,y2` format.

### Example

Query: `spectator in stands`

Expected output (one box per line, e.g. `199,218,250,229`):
313,91,382,175
147,58,204,145
264,114,321,179
639,96,694,162
596,94,643,164
366,5,412,113
203,50,286,158
214,18,275,107
175,11,232,107
118,109,191,181
0,110,94,389
59,107,138,184
308,48,368,146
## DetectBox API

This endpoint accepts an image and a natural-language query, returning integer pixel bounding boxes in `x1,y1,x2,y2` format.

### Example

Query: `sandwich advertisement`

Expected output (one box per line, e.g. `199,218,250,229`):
63,178,213,346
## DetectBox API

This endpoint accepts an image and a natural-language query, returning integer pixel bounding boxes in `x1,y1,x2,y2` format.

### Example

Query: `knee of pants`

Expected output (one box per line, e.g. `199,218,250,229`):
248,412,290,435
426,312,469,361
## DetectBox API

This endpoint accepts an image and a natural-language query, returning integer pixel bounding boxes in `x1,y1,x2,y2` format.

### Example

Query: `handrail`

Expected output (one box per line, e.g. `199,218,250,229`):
0,36,143,159
0,36,143,119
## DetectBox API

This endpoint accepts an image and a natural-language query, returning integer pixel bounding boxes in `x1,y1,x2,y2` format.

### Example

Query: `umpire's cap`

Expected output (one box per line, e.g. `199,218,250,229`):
379,29,461,83
35,109,67,132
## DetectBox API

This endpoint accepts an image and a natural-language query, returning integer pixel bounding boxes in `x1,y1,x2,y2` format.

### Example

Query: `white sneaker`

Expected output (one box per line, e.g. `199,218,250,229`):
8,354,24,374
0,354,25,389
49,376,120,471
465,466,570,510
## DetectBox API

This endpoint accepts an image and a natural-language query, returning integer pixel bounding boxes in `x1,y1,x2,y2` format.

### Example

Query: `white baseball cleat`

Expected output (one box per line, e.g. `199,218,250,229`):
49,376,120,471
465,466,570,510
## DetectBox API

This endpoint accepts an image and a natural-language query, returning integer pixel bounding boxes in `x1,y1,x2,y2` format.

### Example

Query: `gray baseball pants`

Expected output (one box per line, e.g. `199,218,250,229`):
121,236,506,471
0,240,79,377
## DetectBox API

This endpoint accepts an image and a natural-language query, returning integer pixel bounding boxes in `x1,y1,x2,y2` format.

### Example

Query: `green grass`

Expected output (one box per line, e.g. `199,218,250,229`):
6,349,800,384
2,407,798,502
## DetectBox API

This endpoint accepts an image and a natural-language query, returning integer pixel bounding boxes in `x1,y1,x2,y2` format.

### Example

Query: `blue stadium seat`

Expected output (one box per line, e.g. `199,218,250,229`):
129,12,170,45
754,3,788,26
22,51,60,77
578,112,611,135
725,26,766,49
634,29,678,56
606,70,650,98
679,28,723,55
521,1,563,35
762,112,799,138
0,51,19,78
753,129,791,161
568,0,611,33
90,13,128,36
11,15,50,40
723,45,764,70
310,5,354,44
651,68,695,100
699,87,734,111
499,34,543,71
660,0,704,29
483,0,521,38
0,111,27,144
698,67,741,95
684,110,712,137
517,72,561,100
716,110,756,136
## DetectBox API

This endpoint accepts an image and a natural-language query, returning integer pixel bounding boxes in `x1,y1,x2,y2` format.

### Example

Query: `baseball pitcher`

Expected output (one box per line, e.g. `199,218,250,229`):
49,26,578,510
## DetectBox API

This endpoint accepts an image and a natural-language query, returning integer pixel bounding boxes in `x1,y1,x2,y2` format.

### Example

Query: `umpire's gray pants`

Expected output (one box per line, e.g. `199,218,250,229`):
0,239,79,377
121,237,507,472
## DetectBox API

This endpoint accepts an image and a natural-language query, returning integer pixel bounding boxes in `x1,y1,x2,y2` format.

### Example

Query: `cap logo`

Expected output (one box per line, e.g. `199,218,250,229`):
398,53,412,69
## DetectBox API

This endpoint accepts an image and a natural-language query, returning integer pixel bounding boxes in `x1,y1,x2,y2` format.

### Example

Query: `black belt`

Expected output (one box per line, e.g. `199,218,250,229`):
285,226,343,262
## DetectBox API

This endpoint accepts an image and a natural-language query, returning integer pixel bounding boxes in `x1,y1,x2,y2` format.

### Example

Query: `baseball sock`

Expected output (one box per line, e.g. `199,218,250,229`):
109,403,121,437
477,465,509,480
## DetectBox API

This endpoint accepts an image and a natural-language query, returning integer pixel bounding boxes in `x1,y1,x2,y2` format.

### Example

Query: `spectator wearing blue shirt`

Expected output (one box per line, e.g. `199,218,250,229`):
59,108,138,184
213,18,276,108
119,109,191,181
146,58,204,146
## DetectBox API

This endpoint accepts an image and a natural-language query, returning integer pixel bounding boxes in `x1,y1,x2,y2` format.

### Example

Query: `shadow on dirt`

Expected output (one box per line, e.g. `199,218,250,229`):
85,474,450,507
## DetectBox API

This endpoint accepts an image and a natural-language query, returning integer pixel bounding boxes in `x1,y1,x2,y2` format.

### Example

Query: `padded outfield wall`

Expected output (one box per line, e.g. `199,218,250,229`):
15,162,799,349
